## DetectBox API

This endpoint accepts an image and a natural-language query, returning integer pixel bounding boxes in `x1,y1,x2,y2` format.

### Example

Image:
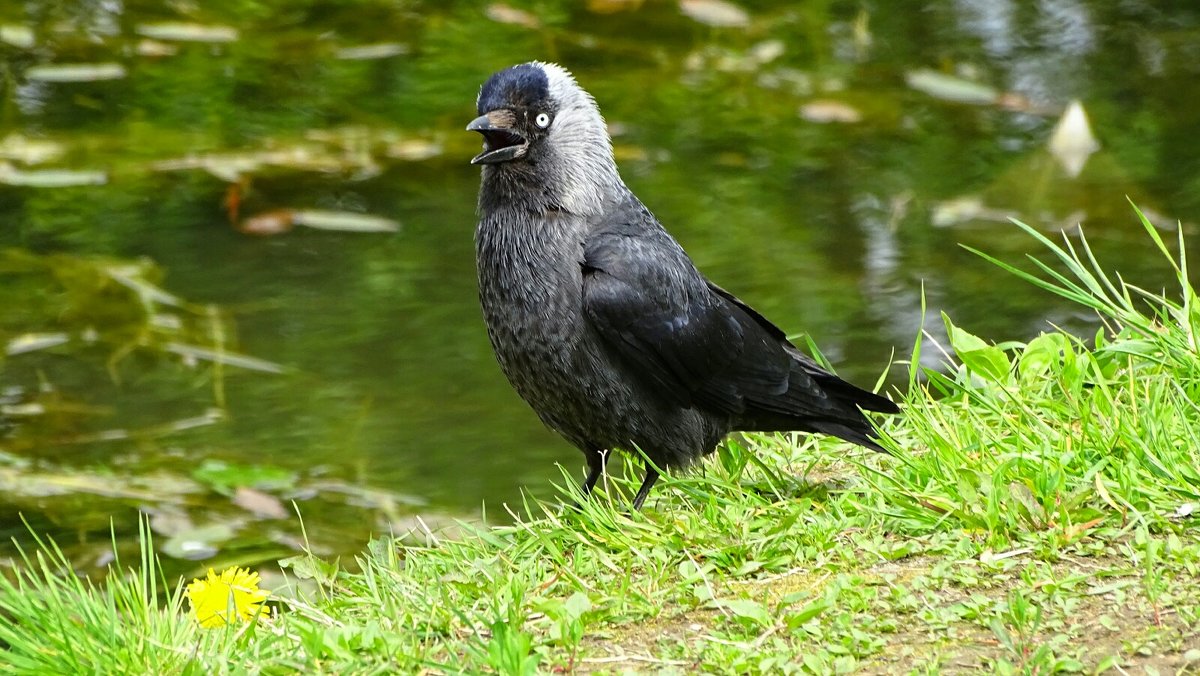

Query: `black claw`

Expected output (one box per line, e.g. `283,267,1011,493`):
631,465,659,510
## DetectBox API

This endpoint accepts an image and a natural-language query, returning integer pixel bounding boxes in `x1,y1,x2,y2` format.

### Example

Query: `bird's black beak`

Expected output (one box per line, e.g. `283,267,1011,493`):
467,110,528,165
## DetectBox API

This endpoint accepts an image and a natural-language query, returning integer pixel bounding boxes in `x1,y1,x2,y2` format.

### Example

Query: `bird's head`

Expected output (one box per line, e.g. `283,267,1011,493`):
468,62,621,213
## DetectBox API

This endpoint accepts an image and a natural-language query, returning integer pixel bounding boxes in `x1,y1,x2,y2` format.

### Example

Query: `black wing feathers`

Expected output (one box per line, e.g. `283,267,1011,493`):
582,241,751,413
710,281,899,415
582,226,896,445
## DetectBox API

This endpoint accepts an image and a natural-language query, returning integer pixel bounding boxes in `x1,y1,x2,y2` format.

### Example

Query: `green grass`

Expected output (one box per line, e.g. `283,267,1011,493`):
3,205,1200,673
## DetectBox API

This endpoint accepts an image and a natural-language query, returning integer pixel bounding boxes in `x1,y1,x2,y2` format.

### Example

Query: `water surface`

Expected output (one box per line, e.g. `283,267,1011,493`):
2,0,1198,570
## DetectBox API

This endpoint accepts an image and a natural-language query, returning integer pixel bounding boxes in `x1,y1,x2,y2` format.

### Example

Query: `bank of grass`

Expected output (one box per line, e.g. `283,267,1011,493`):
3,207,1200,674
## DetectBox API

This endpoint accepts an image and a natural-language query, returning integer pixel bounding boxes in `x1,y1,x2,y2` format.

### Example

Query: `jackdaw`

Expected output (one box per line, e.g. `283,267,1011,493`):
467,62,899,509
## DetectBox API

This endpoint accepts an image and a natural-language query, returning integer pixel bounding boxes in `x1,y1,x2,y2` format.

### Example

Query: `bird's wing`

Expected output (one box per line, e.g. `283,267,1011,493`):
707,279,899,415
581,230,832,418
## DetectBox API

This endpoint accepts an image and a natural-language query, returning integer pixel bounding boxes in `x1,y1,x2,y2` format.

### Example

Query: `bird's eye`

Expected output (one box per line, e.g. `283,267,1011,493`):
534,112,552,128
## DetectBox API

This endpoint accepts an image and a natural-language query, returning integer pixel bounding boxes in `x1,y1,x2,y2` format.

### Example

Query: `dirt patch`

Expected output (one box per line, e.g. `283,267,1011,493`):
580,609,715,672
577,545,1200,674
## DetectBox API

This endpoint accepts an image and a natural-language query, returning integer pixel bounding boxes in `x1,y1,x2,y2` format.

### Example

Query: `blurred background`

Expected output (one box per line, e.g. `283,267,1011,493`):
1,0,1198,575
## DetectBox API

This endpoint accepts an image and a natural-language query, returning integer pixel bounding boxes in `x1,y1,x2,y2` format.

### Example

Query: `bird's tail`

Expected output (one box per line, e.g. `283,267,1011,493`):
807,420,890,454
799,359,899,415
804,370,897,453
737,362,898,453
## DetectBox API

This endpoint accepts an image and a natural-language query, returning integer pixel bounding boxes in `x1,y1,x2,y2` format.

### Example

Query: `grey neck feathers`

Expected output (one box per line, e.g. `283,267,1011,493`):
481,65,625,218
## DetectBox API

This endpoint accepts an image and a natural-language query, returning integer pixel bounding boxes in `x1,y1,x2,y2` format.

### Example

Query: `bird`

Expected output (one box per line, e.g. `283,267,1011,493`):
467,62,899,510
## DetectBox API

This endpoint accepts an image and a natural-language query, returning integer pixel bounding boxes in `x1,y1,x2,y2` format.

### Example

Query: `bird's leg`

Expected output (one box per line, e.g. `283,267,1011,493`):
580,450,607,497
631,465,660,511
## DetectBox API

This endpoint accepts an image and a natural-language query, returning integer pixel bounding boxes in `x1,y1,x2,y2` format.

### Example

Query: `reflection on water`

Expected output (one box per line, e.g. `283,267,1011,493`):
2,1,1199,569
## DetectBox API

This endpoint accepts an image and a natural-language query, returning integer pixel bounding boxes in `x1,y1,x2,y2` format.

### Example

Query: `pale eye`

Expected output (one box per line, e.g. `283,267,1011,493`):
535,112,552,128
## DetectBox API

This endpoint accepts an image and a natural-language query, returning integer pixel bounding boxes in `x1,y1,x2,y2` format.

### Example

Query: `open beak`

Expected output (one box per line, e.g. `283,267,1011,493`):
466,110,528,165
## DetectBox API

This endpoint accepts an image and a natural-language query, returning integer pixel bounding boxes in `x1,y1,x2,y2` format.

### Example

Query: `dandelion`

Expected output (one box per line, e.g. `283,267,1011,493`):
185,566,269,628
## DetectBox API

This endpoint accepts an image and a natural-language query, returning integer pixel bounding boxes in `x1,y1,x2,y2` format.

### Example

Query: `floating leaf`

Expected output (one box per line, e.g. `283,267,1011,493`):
135,22,238,43
292,209,399,233
485,4,542,28
995,91,1035,112
154,410,226,435
0,134,66,165
0,162,106,186
24,63,126,82
386,139,444,161
163,523,237,560
1048,100,1099,178
680,0,750,27
800,100,862,124
135,39,179,57
930,196,1017,227
151,148,363,179
749,40,785,64
240,208,401,237
150,155,256,181
146,505,195,537
232,486,290,519
906,69,997,105
239,210,295,236
0,25,35,49
335,43,409,60
0,163,107,187
6,332,69,356
309,479,427,508
0,403,45,417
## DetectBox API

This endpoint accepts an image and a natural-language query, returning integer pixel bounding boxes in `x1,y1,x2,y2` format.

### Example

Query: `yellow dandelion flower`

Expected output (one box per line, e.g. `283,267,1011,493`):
185,567,269,628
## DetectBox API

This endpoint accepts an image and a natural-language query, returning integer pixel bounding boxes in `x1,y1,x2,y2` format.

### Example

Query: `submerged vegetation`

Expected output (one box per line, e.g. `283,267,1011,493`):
1,207,1197,672
0,250,433,576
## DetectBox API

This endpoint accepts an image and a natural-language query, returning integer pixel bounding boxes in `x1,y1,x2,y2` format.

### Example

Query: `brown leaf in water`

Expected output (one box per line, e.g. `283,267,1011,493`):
135,39,179,57
335,43,408,60
800,100,862,124
135,22,238,43
224,183,241,224
485,4,542,28
679,0,750,27
386,138,443,161
233,486,290,519
292,210,399,233
239,209,295,236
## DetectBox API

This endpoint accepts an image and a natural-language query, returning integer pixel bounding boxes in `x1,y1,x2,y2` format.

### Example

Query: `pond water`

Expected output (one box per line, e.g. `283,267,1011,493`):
2,1,1199,572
